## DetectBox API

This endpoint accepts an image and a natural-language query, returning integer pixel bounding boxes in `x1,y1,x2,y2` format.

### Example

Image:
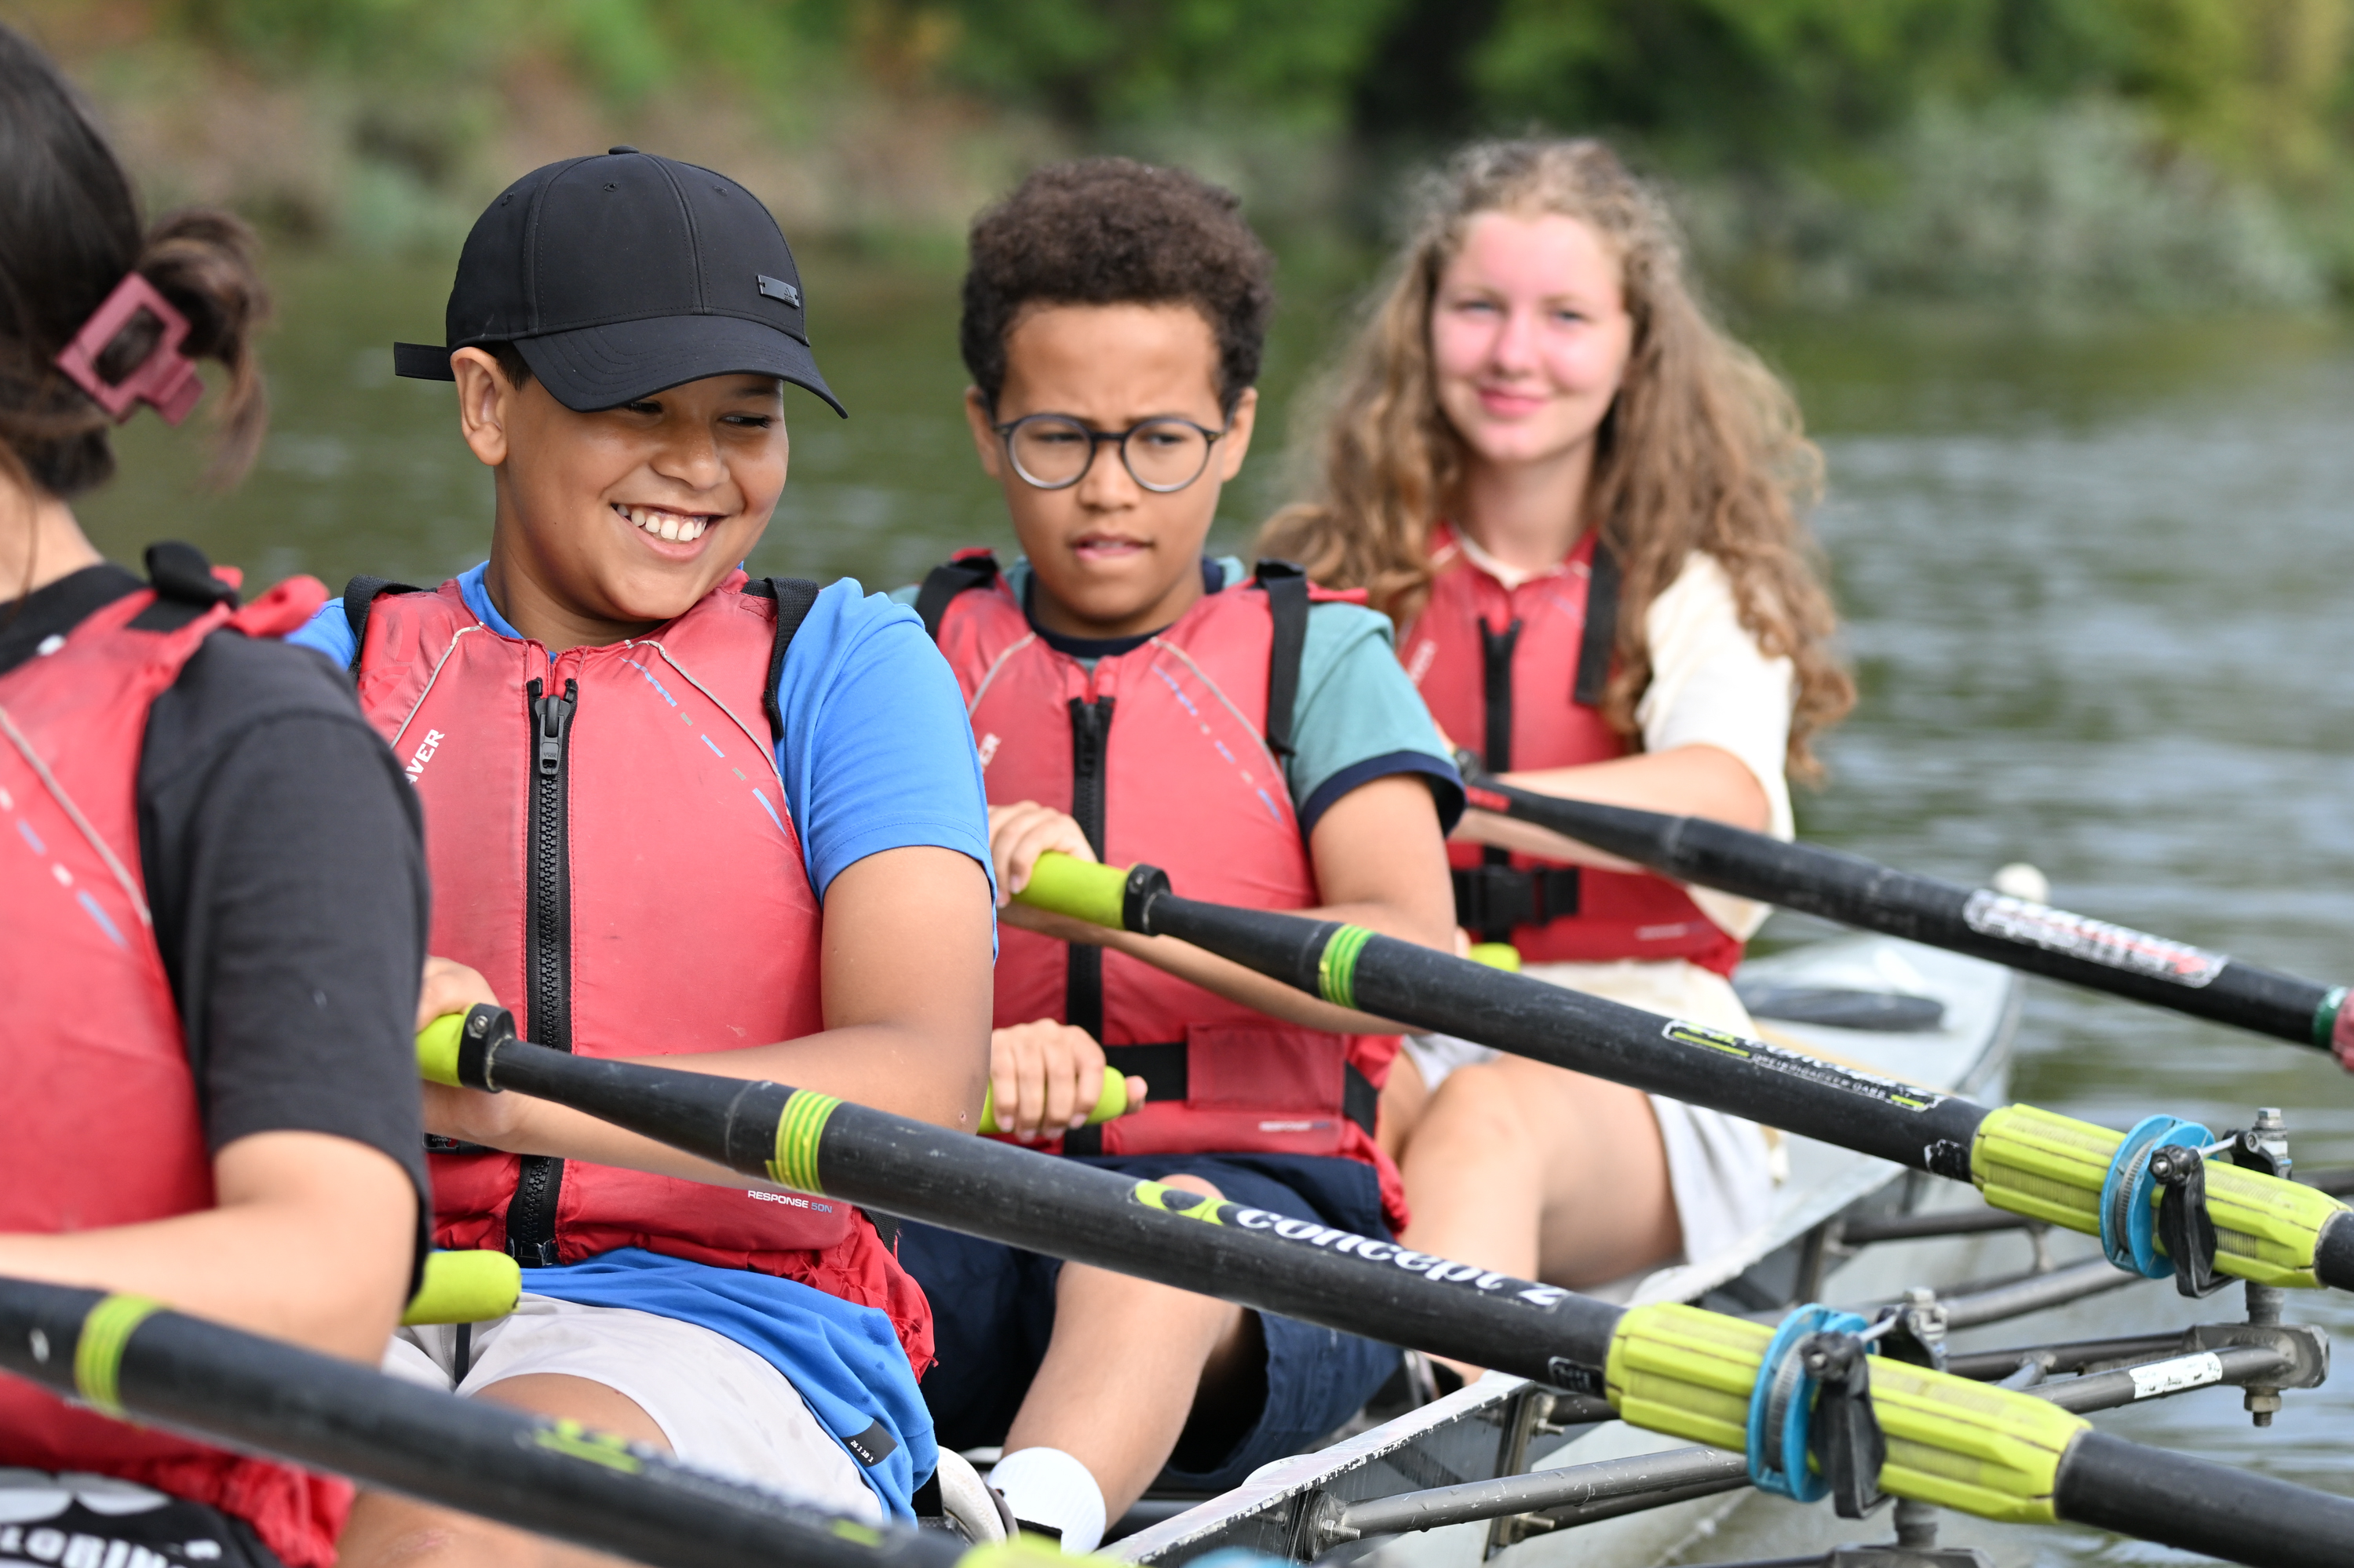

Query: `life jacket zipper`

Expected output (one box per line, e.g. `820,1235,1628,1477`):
508,674,577,1267
1064,695,1115,1044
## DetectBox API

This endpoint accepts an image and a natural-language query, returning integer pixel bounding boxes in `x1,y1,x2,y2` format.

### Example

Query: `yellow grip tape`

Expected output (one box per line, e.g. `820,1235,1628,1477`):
73,1294,163,1418
1604,1303,2087,1526
402,1249,523,1326
979,1066,1130,1135
416,1012,465,1088
1466,942,1522,972
1971,1104,2344,1288
953,1538,1075,1568
1013,853,1127,930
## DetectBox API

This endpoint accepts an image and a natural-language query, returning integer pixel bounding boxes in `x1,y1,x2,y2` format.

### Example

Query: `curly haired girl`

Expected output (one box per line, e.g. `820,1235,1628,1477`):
1262,137,1852,1343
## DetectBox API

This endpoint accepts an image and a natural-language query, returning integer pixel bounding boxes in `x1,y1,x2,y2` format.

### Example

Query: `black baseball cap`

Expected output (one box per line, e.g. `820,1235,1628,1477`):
393,148,843,417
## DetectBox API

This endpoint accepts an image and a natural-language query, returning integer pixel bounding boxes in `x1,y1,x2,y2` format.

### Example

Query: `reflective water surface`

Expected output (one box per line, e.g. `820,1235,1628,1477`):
74,254,2354,1564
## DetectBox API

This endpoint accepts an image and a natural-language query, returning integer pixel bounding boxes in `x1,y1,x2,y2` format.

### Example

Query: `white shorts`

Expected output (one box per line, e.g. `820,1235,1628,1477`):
1400,957,1779,1269
382,1293,880,1522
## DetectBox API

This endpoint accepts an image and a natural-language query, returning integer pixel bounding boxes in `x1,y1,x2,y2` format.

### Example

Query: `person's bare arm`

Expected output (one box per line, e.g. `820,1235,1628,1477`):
1451,743,1770,869
998,775,1457,1033
425,844,995,1184
0,1131,418,1362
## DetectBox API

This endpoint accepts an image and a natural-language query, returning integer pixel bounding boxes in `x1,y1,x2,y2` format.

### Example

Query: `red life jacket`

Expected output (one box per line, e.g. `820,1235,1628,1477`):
348,571,931,1369
0,557,351,1568
1400,527,1743,976
918,553,1408,1232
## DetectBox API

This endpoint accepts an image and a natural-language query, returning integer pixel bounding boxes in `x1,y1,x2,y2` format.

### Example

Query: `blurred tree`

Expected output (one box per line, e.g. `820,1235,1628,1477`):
918,0,1409,131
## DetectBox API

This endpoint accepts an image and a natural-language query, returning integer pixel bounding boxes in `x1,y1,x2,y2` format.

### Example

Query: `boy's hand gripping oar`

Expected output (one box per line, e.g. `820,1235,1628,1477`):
1455,764,2353,1059
0,1275,1070,1568
411,1008,2354,1568
1013,854,2354,1300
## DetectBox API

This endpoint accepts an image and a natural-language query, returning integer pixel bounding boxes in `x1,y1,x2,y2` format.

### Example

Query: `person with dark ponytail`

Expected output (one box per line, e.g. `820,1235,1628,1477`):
0,24,429,1568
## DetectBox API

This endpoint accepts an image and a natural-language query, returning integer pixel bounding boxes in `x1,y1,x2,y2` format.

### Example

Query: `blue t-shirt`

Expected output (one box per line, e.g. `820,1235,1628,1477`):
293,567,993,1513
515,1249,936,1519
893,556,1464,833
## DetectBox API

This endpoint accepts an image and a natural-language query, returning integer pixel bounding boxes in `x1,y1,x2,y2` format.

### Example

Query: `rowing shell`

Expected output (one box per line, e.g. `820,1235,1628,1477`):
1107,929,2035,1566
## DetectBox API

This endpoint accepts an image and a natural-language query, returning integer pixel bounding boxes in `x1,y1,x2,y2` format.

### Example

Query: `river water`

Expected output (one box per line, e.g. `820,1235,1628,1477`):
75,255,2354,1564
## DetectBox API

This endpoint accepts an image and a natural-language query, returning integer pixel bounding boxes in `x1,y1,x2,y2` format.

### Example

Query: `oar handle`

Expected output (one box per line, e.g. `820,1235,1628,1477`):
402,1249,520,1326
978,1066,1130,1136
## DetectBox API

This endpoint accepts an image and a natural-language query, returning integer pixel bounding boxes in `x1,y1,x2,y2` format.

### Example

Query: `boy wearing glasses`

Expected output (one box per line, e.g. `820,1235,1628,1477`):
894,159,1462,1550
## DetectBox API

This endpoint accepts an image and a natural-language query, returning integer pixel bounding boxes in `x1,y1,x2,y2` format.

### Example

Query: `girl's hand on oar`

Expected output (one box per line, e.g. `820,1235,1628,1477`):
988,800,1117,944
987,1019,1148,1143
414,957,527,1144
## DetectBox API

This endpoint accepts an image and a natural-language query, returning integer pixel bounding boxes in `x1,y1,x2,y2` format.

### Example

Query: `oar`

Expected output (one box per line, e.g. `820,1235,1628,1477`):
0,1277,1043,1568
1454,768,2349,1055
410,1010,2354,1568
1010,855,2354,1299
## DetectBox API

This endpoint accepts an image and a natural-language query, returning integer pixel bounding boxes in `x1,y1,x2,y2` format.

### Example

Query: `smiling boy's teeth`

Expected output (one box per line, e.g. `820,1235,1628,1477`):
657,515,681,542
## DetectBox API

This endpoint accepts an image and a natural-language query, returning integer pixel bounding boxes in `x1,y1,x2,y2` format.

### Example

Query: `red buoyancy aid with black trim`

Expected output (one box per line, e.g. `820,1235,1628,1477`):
1400,527,1743,976
921,553,1409,1232
351,571,930,1369
0,563,353,1568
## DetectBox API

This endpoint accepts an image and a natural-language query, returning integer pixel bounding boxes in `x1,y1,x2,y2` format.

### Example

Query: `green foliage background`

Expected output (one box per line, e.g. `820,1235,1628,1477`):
13,0,2352,306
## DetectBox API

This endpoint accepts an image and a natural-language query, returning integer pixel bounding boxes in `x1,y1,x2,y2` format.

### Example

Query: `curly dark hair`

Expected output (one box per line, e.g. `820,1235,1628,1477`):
960,158,1273,416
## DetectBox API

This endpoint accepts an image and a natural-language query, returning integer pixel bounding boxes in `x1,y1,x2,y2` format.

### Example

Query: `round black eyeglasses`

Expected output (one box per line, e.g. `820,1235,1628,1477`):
994,413,1226,494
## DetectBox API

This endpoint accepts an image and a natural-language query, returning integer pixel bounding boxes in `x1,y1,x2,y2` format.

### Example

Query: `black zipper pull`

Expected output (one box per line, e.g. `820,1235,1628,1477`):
535,678,577,775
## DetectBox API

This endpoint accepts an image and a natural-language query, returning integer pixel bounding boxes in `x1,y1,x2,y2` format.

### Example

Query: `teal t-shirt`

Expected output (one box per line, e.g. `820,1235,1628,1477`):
893,556,1462,833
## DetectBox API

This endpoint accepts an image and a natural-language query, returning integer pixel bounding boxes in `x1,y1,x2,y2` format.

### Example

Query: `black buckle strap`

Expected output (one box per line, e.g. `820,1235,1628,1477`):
1253,558,1309,762
1062,1045,1381,1154
743,576,820,742
2150,1143,2230,1298
1798,1330,1888,1519
1572,538,1619,707
1451,863,1581,940
914,552,999,643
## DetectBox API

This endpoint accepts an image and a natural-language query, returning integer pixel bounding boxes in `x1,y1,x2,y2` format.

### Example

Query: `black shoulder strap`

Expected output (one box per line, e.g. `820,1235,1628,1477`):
913,552,1000,643
340,574,422,672
1572,538,1619,709
746,576,822,743
1254,558,1310,761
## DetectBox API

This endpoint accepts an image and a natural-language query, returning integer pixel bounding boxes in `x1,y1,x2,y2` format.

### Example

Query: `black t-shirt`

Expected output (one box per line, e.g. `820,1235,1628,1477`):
1,563,431,1274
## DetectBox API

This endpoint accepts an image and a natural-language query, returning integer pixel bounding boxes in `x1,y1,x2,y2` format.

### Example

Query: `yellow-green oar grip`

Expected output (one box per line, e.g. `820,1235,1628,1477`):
1971,1104,2345,1288
1467,942,1522,972
1013,853,1129,930
978,1066,1131,1135
417,1012,467,1088
1604,1302,2088,1526
402,1249,522,1326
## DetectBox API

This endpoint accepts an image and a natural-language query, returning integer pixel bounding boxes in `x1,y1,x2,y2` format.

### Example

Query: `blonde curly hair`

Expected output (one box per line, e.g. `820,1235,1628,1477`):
1259,138,1852,779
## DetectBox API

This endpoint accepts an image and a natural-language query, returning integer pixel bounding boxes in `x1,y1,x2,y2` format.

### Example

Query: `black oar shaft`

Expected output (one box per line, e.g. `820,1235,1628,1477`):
478,1041,2352,1568
1130,886,1991,1178
0,1278,960,1568
476,1043,1626,1382
2057,1430,2354,1568
1466,781,2345,1051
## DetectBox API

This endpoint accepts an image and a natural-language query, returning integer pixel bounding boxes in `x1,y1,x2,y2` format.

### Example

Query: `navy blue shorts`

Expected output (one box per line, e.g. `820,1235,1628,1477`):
896,1151,1402,1492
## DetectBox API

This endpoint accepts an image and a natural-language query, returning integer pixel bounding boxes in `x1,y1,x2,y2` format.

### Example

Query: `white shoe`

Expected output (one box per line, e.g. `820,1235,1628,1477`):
931,1449,1009,1544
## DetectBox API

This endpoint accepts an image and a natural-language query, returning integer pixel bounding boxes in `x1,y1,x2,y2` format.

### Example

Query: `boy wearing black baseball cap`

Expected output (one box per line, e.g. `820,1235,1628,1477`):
289,150,996,1554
